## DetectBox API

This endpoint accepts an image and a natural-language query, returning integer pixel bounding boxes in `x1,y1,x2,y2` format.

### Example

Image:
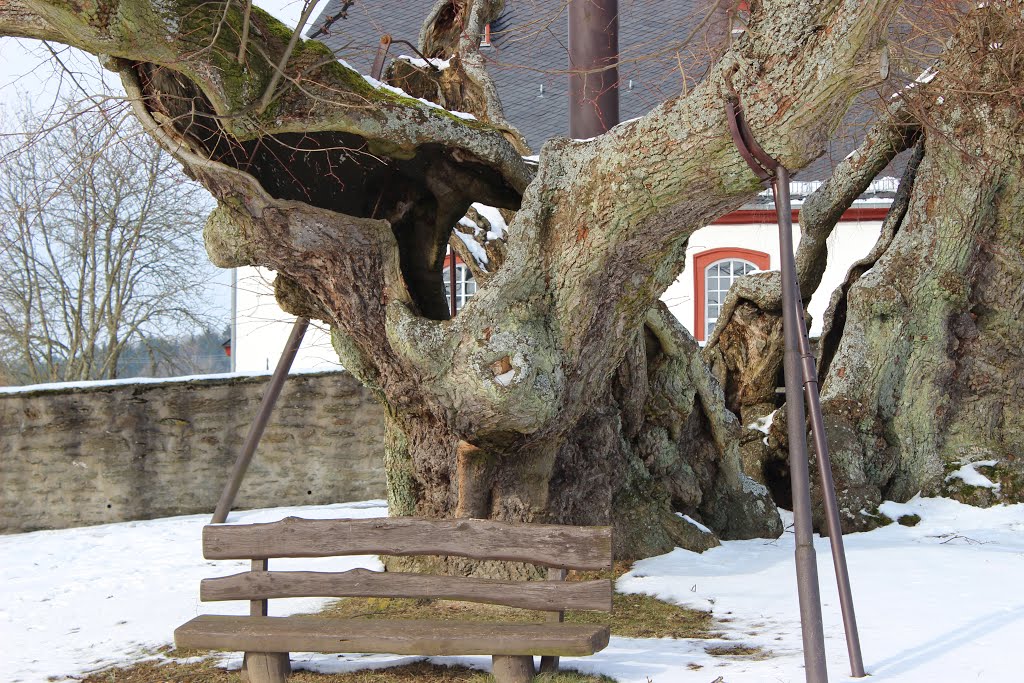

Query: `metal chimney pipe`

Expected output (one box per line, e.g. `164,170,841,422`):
569,0,619,138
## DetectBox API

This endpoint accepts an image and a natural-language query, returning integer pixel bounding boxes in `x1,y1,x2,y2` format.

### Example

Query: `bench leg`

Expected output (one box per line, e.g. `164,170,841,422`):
492,655,535,683
241,652,291,683
538,655,559,674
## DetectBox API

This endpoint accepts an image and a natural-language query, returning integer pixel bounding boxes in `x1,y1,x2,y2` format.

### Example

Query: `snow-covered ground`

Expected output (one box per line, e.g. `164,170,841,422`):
2,497,1022,682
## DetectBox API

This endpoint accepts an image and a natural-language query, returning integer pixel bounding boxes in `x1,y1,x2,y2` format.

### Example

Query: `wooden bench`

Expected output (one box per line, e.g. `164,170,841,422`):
175,516,613,683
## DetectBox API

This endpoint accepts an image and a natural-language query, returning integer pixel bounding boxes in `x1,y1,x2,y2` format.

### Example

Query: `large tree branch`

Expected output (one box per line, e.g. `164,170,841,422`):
0,0,60,40
1,0,904,450
389,0,903,444
0,0,531,191
796,104,920,293
403,1,528,277
543,0,901,386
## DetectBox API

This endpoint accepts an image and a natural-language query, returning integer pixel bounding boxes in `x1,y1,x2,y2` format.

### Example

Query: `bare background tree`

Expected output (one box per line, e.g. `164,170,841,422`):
0,99,224,384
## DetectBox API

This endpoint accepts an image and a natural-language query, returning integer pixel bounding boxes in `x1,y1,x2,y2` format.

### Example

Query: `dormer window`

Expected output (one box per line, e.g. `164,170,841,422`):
731,1,751,38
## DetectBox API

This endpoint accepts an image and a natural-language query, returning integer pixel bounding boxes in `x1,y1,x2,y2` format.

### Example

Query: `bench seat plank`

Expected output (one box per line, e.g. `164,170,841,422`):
201,569,612,612
175,615,610,657
203,517,612,570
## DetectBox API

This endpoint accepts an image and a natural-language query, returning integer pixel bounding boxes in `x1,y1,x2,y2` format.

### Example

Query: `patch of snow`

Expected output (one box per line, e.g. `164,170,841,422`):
458,216,481,234
396,55,452,70
339,59,477,121
747,409,777,434
454,229,489,269
916,66,939,84
0,501,387,682
609,115,643,131
891,66,940,102
253,0,310,34
945,460,1000,489
0,368,341,395
616,496,1024,682
470,203,507,240
747,410,777,446
493,369,516,386
6,496,1024,682
676,513,712,534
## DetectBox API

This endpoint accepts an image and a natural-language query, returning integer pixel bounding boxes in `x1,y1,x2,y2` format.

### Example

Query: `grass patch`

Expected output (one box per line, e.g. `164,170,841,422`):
78,660,614,683
313,560,712,640
315,593,711,640
705,644,773,659
898,513,922,527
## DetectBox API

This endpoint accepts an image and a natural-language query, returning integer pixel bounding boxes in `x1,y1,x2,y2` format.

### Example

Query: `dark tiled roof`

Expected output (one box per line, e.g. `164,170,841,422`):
312,1,721,149
310,1,902,184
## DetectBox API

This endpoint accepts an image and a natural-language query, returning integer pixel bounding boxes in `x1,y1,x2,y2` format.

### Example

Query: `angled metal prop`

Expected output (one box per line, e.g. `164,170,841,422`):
725,99,866,682
211,317,309,524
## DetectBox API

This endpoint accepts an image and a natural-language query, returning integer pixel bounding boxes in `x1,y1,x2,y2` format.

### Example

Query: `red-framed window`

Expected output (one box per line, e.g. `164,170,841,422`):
693,247,770,341
442,253,476,310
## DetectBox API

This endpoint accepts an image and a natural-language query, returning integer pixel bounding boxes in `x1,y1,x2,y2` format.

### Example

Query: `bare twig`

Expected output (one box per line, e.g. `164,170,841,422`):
254,0,322,116
237,0,253,64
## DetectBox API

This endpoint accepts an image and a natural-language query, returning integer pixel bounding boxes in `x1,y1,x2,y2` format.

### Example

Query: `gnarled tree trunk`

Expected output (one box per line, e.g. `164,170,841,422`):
707,5,1024,532
812,7,1024,529
0,0,910,563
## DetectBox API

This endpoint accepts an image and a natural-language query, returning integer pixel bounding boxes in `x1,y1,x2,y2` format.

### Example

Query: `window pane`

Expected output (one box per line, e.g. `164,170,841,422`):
703,257,760,338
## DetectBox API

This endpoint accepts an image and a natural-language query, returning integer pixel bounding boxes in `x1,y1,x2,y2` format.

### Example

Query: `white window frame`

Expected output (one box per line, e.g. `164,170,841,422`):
704,258,758,339
443,262,477,310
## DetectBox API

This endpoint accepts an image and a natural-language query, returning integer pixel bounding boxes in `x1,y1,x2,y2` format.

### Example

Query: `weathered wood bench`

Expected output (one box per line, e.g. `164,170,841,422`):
175,516,613,683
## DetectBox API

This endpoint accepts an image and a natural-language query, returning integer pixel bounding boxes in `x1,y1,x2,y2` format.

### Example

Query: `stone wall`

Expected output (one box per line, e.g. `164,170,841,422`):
0,371,386,534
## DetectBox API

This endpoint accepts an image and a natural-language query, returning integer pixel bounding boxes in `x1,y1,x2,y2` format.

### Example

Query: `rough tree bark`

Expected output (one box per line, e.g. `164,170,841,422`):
708,4,1024,531
703,105,922,499
809,7,1024,530
0,0,904,563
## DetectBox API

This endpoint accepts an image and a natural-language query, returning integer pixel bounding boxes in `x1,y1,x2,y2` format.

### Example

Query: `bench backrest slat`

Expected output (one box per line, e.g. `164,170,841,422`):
203,517,613,571
201,568,612,612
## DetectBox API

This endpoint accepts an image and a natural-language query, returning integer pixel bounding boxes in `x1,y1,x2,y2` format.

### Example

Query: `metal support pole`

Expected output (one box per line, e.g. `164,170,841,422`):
569,0,619,138
772,166,829,683
450,252,458,318
791,271,866,677
370,35,392,81
211,317,309,524
726,98,866,680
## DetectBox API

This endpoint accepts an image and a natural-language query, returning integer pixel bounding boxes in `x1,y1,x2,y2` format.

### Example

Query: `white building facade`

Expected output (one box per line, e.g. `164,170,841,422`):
233,186,894,371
